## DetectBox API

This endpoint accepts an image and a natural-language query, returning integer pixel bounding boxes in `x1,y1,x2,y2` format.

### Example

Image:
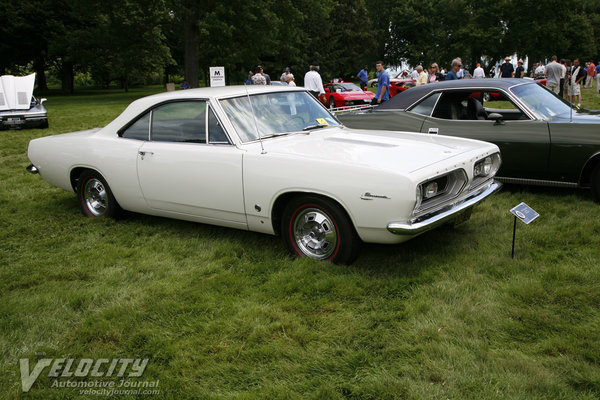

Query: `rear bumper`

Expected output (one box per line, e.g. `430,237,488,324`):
1,114,48,130
387,181,501,235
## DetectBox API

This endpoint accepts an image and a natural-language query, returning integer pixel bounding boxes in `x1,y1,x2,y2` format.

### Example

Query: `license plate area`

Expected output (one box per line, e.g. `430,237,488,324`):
454,207,472,226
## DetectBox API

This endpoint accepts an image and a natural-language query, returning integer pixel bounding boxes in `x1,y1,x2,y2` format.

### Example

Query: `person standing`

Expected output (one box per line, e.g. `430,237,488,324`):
559,59,567,98
499,57,514,78
410,68,419,81
473,63,485,78
515,59,525,78
535,62,545,77
595,61,600,93
415,65,427,86
357,65,368,90
304,62,325,99
285,74,296,87
251,66,267,85
585,60,595,88
280,67,292,82
545,56,562,94
375,61,390,104
568,58,586,107
446,58,462,80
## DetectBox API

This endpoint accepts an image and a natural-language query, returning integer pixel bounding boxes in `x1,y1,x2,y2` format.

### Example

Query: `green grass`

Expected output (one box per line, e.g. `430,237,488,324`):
1,86,600,399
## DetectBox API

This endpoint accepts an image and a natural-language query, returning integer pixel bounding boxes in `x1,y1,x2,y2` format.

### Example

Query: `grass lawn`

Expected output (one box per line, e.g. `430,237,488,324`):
1,85,600,399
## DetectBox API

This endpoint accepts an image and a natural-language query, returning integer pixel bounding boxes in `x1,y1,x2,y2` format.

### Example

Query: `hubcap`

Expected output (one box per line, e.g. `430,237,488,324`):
292,207,337,259
84,178,107,217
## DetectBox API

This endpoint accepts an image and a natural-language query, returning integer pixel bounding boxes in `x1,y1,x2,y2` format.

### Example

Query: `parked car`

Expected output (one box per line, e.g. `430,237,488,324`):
339,78,600,200
0,73,48,130
389,79,416,98
27,86,501,264
320,82,375,110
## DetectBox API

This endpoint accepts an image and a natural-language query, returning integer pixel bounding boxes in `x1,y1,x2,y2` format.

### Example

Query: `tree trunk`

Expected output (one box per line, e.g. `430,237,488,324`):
61,61,74,95
33,58,48,91
183,11,199,88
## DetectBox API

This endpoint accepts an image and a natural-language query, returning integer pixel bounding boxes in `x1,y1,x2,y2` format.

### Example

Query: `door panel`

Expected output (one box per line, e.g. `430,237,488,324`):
137,142,246,224
420,118,551,179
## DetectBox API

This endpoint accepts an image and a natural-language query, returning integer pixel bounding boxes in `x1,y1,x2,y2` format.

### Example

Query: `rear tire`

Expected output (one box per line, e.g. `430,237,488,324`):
591,164,600,202
329,98,336,110
77,170,121,218
281,196,360,264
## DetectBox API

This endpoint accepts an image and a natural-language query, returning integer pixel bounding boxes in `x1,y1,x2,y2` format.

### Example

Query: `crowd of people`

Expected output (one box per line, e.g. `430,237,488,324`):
239,55,599,108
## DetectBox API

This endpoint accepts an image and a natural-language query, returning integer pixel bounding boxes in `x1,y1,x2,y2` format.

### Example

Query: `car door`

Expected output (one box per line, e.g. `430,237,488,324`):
132,100,246,227
417,90,551,180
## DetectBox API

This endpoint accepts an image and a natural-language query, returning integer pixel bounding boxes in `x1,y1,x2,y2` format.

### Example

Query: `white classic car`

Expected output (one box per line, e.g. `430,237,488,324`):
1,73,48,130
27,86,501,264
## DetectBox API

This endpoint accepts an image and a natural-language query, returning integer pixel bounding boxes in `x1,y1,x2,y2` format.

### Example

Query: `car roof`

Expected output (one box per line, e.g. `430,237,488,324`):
377,78,535,110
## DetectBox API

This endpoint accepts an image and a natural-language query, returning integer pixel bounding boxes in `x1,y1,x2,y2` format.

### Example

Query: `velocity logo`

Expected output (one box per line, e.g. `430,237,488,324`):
19,358,148,392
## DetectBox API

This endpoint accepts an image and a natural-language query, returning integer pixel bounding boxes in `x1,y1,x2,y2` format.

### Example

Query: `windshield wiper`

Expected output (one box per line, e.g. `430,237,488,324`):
303,124,329,131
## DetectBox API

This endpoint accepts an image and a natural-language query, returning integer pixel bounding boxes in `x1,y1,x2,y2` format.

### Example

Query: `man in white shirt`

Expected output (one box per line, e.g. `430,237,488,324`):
304,62,325,99
473,63,485,78
411,69,419,80
535,63,545,77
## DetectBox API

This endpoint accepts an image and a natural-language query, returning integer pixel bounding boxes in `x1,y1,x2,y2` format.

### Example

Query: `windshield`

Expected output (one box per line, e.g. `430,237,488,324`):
220,91,340,142
510,83,573,119
329,83,363,92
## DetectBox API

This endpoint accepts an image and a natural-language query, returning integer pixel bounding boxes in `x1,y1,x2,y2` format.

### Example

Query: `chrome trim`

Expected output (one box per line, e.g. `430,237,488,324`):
26,164,39,174
387,181,501,235
495,176,578,188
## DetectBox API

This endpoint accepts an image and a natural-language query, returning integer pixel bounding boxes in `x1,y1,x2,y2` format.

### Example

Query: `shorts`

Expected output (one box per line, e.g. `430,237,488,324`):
567,83,581,97
546,82,560,94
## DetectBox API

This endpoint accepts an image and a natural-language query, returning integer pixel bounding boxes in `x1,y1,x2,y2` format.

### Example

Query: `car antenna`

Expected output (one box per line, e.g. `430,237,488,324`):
244,82,266,154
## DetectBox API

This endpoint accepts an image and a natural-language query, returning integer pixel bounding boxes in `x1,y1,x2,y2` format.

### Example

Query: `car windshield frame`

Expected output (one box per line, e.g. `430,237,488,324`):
329,83,363,92
509,82,574,120
219,91,341,143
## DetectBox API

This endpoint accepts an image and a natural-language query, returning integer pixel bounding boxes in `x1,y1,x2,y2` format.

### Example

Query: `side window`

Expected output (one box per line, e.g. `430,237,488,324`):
432,92,462,120
208,107,229,144
122,113,150,140
151,101,206,143
409,93,441,116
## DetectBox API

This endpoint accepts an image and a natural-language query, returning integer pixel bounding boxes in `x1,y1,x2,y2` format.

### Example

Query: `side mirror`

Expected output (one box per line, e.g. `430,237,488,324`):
324,88,330,93
488,112,504,125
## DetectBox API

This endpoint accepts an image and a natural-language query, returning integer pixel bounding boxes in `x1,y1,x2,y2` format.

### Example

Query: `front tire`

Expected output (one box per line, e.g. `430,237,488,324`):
77,170,121,218
329,97,337,110
281,196,360,264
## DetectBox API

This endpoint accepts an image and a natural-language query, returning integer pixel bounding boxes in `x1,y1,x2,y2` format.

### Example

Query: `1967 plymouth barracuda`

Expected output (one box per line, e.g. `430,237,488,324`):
339,79,600,200
27,86,501,264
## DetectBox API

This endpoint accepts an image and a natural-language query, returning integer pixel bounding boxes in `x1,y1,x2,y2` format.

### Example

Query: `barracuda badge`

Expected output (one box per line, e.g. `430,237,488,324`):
360,192,391,200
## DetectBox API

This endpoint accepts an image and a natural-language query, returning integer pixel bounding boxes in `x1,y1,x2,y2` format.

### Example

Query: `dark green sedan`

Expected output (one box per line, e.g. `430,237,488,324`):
339,79,600,200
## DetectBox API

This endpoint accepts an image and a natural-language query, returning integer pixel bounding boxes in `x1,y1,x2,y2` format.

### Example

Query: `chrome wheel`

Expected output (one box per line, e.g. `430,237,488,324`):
329,99,336,110
83,178,107,217
292,207,338,259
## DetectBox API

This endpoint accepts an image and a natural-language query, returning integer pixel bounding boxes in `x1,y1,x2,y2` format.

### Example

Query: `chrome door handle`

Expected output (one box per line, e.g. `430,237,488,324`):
138,151,154,160
428,127,439,135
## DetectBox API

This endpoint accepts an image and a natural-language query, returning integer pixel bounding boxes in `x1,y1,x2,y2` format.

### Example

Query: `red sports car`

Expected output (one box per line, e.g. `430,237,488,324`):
320,82,375,110
389,79,416,98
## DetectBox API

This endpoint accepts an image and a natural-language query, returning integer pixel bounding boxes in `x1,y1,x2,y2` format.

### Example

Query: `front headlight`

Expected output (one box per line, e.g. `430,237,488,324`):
471,153,501,188
414,169,467,214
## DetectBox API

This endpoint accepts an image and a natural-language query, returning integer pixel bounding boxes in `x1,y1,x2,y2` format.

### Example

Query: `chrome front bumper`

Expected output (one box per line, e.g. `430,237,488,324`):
387,181,502,235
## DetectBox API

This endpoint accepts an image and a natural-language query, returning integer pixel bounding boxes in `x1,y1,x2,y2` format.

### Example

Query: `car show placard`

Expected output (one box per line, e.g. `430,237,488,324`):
209,67,225,87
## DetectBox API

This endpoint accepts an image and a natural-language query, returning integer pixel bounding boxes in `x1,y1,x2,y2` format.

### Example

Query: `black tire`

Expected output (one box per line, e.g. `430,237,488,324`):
77,170,121,218
592,164,600,202
281,196,360,264
40,121,49,129
329,97,336,110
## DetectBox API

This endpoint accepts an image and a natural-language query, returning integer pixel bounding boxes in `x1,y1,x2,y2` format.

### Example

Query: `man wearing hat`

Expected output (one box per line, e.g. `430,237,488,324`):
499,57,514,78
515,59,525,78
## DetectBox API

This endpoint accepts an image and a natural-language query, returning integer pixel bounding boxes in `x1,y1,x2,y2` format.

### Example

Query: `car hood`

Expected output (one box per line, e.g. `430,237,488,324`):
333,91,374,99
0,73,35,111
256,126,496,174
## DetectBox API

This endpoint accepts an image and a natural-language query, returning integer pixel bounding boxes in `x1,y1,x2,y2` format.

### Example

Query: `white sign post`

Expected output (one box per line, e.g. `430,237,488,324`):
209,67,225,87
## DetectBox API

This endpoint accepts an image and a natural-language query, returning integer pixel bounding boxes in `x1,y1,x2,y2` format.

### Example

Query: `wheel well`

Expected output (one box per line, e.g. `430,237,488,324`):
579,154,600,187
271,191,355,236
70,167,97,192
